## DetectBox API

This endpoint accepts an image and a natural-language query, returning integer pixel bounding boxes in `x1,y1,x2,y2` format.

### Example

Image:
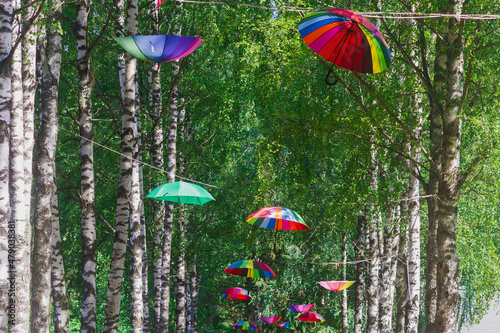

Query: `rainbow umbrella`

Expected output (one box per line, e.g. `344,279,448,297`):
287,304,315,313
221,287,251,300
246,207,309,230
259,316,281,324
318,280,355,291
296,311,325,322
277,322,296,330
298,8,391,85
146,181,214,206
224,260,276,279
233,321,258,331
114,34,203,64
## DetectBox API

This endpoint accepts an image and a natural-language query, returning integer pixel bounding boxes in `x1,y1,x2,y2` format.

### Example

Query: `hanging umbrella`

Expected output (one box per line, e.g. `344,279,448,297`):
277,322,297,330
246,207,309,230
259,316,281,324
318,280,355,291
221,287,252,300
233,321,258,331
287,304,315,313
296,311,325,322
146,181,214,205
298,8,391,85
224,260,276,279
114,34,203,64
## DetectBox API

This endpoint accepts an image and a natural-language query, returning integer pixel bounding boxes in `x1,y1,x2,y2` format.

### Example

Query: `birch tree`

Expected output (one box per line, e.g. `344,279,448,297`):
0,1,13,330
75,0,98,331
51,180,69,333
353,213,365,333
30,1,62,329
103,0,139,329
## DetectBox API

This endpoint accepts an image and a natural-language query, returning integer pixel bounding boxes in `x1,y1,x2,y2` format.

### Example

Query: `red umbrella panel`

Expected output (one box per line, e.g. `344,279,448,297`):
296,311,325,322
287,304,315,313
318,281,355,291
221,287,251,300
259,316,281,324
298,8,391,85
224,260,276,279
246,206,309,230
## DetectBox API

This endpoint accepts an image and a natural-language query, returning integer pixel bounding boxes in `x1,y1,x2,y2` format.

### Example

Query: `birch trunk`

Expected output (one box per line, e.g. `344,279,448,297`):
9,2,37,331
30,4,62,330
0,1,13,329
366,147,380,333
137,113,150,333
51,181,69,333
175,218,187,333
103,0,138,329
395,201,407,333
379,204,399,333
175,102,188,333
186,273,192,332
76,1,97,331
433,3,464,331
149,60,164,333
353,213,365,333
406,150,421,333
189,249,199,333
8,0,23,329
159,57,181,333
341,232,348,333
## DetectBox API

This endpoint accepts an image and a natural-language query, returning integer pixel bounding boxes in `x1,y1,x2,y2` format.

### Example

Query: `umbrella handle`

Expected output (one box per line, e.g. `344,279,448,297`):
325,65,338,86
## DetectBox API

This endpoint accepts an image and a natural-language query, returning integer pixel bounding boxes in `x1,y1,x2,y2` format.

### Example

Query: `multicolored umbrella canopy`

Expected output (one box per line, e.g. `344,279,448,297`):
114,34,203,64
259,316,281,324
233,321,258,331
298,8,391,84
296,311,325,322
277,322,297,330
146,181,214,205
224,260,276,279
246,207,309,230
221,287,251,300
287,304,315,313
318,280,355,291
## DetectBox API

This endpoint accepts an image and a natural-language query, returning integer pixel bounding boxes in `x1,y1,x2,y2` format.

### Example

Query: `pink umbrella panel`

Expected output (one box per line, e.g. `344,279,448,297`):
259,316,281,324
318,281,355,292
287,304,315,313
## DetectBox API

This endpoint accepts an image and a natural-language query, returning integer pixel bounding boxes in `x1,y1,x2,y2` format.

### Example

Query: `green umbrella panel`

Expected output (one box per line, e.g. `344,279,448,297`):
146,181,214,206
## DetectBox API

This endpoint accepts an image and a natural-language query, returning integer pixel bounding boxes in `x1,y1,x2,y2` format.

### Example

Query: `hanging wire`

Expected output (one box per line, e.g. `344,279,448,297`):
162,0,500,20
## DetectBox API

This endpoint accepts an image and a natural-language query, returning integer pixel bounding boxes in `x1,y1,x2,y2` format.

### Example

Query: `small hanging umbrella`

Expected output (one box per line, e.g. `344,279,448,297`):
296,311,325,322
233,321,258,331
246,207,309,230
114,34,203,64
318,280,355,291
298,8,391,85
259,316,281,324
277,322,297,330
221,287,252,300
287,304,315,313
146,181,214,205
224,260,276,279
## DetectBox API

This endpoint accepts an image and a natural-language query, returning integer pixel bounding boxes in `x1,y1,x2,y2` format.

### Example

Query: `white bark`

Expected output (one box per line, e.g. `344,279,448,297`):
51,180,69,333
0,1,12,329
76,1,97,331
30,3,62,330
354,213,365,333
103,0,139,330
366,147,380,333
